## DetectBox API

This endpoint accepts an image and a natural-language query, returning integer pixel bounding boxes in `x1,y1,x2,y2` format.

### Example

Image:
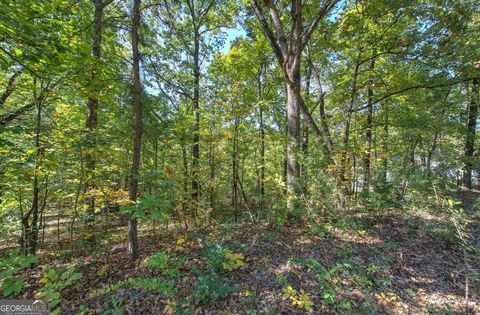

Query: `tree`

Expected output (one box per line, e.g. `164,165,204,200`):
363,48,376,192
144,0,235,216
463,77,479,188
85,0,115,222
21,79,47,255
128,0,142,260
248,0,338,210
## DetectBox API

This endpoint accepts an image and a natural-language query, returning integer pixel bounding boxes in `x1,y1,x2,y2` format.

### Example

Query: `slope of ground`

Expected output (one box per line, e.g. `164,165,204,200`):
11,193,480,314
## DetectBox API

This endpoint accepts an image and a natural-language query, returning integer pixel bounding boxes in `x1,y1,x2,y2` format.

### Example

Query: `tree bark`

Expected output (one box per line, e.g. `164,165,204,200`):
0,69,22,108
363,49,376,192
181,142,189,210
463,78,479,189
301,61,311,194
232,117,239,221
382,103,389,182
128,0,142,260
257,66,266,211
191,31,200,210
29,90,41,255
285,0,302,210
283,116,288,194
209,138,215,210
286,81,301,209
85,0,105,219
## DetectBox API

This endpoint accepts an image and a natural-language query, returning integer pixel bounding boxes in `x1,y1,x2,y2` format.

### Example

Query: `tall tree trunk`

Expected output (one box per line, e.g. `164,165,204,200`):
181,142,189,210
301,62,311,195
352,115,358,197
39,175,49,245
208,102,216,211
259,106,266,207
285,80,301,209
24,81,45,255
340,58,360,192
69,147,84,243
382,103,389,182
460,82,469,124
29,88,41,255
283,114,288,194
463,78,479,189
232,118,239,221
85,0,107,220
286,0,302,210
363,49,376,192
20,193,28,255
209,140,215,210
257,68,266,211
128,0,142,260
154,138,158,180
191,31,200,211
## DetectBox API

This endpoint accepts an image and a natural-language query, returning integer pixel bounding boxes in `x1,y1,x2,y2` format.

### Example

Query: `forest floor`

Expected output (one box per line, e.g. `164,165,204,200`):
13,191,480,314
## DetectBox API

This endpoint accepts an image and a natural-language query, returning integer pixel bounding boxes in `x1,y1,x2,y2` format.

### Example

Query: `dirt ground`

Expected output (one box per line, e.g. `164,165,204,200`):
12,193,480,314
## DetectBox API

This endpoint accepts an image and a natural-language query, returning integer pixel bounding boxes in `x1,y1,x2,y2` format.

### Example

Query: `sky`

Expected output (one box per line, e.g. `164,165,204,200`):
219,0,346,55
221,26,247,54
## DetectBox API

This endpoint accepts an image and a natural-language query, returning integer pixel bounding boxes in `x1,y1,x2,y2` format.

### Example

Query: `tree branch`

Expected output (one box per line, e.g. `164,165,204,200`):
355,76,477,111
304,48,334,159
265,0,288,57
248,0,284,64
0,69,23,108
301,0,338,50
147,56,194,101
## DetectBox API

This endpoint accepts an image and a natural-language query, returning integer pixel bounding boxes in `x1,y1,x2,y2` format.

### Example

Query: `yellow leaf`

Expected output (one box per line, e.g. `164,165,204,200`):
448,198,454,207
163,300,174,315
176,237,186,245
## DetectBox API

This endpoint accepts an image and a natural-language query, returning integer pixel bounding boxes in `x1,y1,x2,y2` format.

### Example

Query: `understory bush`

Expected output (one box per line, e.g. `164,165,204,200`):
0,249,38,297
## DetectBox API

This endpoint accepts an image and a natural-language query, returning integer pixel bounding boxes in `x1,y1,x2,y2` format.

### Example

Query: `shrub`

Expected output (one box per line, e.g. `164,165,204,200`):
0,249,38,297
302,259,352,309
37,267,82,313
140,251,182,278
190,269,236,305
282,285,314,311
188,242,242,305
222,249,245,271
